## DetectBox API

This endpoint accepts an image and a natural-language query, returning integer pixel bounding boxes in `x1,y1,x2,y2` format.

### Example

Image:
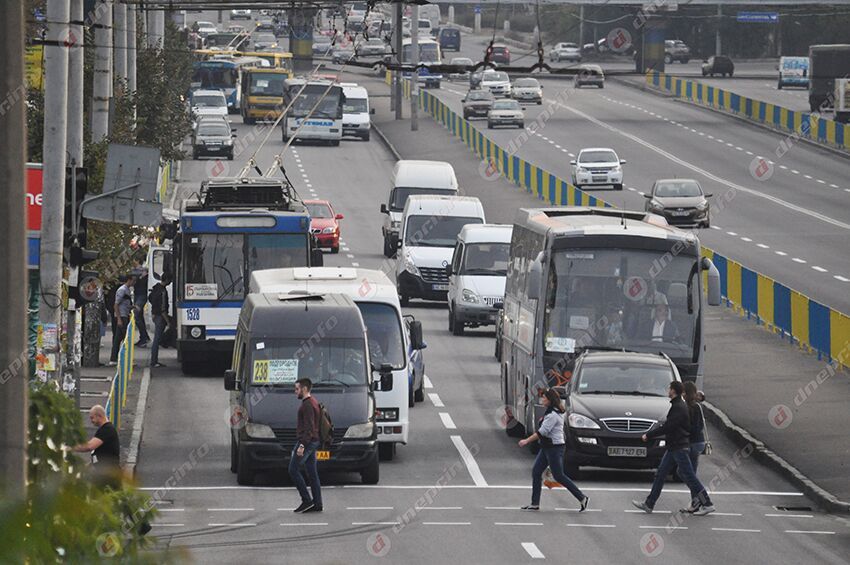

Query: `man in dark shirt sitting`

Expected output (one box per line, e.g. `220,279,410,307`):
289,378,323,513
73,404,122,488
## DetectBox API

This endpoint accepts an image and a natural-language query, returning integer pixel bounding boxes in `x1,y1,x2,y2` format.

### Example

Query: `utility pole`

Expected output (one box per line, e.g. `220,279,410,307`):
715,5,722,56
92,1,112,140
113,1,127,89
127,4,137,94
393,2,403,120
410,3,419,132
39,0,71,382
579,5,585,48
0,0,28,502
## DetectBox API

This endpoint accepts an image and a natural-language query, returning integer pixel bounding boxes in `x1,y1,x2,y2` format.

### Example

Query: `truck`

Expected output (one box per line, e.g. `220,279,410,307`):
808,44,850,112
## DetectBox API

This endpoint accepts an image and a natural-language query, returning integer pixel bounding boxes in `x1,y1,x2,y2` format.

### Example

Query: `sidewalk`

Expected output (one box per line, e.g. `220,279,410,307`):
365,77,850,512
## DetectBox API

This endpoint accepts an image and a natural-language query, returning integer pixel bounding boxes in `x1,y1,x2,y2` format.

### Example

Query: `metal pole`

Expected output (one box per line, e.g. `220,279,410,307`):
410,3,419,132
579,5,585,48
39,0,71,382
394,2,403,120
0,0,28,502
68,0,84,164
92,0,112,140
113,1,127,90
715,5,722,56
127,4,137,94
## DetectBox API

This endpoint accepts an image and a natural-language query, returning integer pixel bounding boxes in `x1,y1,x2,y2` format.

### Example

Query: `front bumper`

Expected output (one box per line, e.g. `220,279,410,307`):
487,86,511,97
179,337,234,359
464,105,491,117
239,437,377,473
314,232,340,248
574,171,622,186
397,270,448,301
566,430,666,470
489,116,523,126
576,78,604,86
654,208,709,227
194,144,233,156
454,303,499,326
513,92,542,103
342,123,370,137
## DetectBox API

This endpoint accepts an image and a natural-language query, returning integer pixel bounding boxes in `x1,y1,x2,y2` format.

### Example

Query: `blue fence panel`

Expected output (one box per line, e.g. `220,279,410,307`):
809,301,832,358
713,254,728,298
774,283,792,334
741,267,759,315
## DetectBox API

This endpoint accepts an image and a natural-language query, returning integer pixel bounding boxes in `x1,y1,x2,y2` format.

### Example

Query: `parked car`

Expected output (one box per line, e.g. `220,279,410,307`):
511,77,543,104
230,9,251,20
449,57,474,80
574,64,605,88
570,147,625,190
438,27,461,51
702,55,734,77
332,45,356,64
664,40,691,64
489,45,510,65
357,38,388,57
563,351,682,477
549,42,582,63
644,179,712,228
191,118,236,160
480,70,511,97
462,89,495,119
487,99,524,129
305,199,344,253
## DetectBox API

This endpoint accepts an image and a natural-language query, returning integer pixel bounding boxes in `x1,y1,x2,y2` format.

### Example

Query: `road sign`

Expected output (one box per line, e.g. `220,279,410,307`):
474,5,482,14
737,12,779,23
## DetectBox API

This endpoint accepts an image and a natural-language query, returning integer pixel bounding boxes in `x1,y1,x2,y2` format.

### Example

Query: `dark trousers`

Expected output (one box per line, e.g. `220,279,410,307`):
289,441,322,507
647,448,713,509
150,314,167,366
110,316,130,362
134,305,150,342
531,444,585,505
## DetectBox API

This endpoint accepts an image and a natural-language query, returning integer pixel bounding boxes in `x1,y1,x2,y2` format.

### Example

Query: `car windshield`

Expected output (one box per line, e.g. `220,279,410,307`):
576,363,672,397
405,215,483,247
249,338,368,387
467,90,493,101
197,124,230,136
462,243,510,276
255,34,276,44
390,187,454,211
306,203,332,218
484,72,508,82
580,150,618,163
343,98,368,113
366,40,384,47
563,43,578,49
358,303,405,369
514,79,539,88
193,95,225,107
654,181,702,198
492,100,519,110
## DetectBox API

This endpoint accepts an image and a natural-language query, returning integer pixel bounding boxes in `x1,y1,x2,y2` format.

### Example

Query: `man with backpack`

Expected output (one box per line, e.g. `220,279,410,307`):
290,378,324,513
148,273,172,368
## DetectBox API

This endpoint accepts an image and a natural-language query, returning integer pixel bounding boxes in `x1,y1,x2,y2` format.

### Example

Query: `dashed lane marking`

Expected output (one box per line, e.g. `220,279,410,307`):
712,528,761,533
522,542,545,559
784,530,836,535
567,524,616,528
281,523,328,526
423,522,471,526
765,514,813,518
428,393,444,407
495,522,544,526
439,412,457,430
424,375,434,388
451,435,489,487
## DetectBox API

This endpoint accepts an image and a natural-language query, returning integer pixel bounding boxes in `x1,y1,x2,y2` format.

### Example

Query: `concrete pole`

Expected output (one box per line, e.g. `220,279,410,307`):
153,9,166,48
68,0,84,164
579,5,585,48
92,1,112,140
39,0,71,381
474,11,481,34
410,4,419,132
448,5,455,24
0,0,28,502
127,4,137,94
113,1,127,90
715,5,722,56
147,8,156,47
394,2,403,120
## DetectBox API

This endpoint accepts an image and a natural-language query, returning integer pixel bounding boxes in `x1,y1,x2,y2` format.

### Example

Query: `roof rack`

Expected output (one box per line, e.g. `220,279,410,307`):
187,177,299,211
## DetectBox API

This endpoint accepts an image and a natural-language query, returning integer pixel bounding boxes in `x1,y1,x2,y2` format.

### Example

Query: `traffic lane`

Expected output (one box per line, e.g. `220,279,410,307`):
694,76,812,113
433,82,850,313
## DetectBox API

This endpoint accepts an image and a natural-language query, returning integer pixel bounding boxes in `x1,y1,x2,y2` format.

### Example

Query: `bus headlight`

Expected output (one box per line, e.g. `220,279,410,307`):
344,422,375,439
188,326,204,339
246,422,276,439
375,408,399,421
568,413,600,429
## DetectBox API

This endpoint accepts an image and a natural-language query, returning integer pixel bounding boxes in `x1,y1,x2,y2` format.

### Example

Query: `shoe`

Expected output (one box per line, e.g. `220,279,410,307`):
304,505,323,513
632,500,653,514
520,505,539,511
136,341,149,348
693,505,715,516
680,502,699,513
151,363,165,368
580,496,589,512
294,501,315,513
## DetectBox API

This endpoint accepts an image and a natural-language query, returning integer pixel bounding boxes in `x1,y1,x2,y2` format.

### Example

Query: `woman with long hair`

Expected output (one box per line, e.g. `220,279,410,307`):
682,381,706,474
518,388,589,512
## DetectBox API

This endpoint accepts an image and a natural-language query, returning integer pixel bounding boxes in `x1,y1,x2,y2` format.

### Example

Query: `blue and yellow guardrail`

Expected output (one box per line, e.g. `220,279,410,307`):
400,79,850,368
105,312,137,429
647,72,850,152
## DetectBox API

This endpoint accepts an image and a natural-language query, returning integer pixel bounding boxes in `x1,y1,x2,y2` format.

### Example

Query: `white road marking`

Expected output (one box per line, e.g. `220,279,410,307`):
830,183,838,188
817,179,826,184
158,508,185,512
152,523,185,527
712,527,761,533
791,169,800,174
419,507,463,510
711,225,722,230
741,237,752,242
486,506,521,510
439,412,457,429
627,187,636,191
347,506,395,510
727,231,738,236
735,146,743,151
495,522,544,526
625,509,671,514
757,243,769,249
765,514,813,518
555,508,601,512
555,144,562,149
207,508,253,512
522,542,545,559
208,523,256,527
567,524,616,528
746,150,753,155
352,522,399,526
834,275,850,282
640,525,687,530
281,522,328,526
451,435,489,487
804,174,813,179
428,393,444,407
779,165,788,169
424,375,434,388
423,522,471,526
792,258,807,263
351,262,360,267
775,251,788,256
712,513,744,516
811,266,828,272
785,530,836,535
346,254,355,259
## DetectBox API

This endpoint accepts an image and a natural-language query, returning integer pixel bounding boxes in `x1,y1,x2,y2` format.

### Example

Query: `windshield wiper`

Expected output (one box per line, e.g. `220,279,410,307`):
313,378,351,388
580,390,618,395
612,390,666,397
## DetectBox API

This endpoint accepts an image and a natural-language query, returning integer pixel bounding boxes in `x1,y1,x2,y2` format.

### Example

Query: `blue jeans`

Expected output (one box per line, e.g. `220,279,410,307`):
289,441,322,507
646,448,712,509
150,315,167,366
531,445,585,505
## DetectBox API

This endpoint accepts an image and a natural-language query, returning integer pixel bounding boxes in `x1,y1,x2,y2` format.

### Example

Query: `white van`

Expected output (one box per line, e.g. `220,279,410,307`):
396,195,486,306
446,224,512,335
249,267,426,461
341,83,373,141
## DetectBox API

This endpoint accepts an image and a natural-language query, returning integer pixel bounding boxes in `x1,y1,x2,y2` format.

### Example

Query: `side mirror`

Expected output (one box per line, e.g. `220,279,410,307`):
620,159,627,164
461,97,467,102
371,363,394,391
370,108,376,115
311,247,324,266
444,263,452,276
231,133,237,138
380,203,388,214
702,257,721,306
224,369,238,391
408,320,425,350
704,193,713,198
335,213,344,220
526,252,544,301
569,160,576,166
643,193,652,198
493,301,504,310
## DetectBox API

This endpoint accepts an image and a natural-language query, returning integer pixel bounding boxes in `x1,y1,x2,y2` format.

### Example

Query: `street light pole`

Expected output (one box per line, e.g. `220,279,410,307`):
394,2,403,120
92,0,112,141
410,4,419,132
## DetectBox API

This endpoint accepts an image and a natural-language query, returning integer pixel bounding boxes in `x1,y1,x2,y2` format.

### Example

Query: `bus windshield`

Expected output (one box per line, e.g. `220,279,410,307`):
183,233,309,300
193,65,237,89
289,84,343,119
542,248,698,358
249,338,368,387
358,303,405,370
402,43,440,63
249,73,286,96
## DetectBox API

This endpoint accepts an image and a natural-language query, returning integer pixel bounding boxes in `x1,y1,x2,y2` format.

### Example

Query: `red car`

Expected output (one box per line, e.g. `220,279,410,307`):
490,45,510,65
305,199,343,253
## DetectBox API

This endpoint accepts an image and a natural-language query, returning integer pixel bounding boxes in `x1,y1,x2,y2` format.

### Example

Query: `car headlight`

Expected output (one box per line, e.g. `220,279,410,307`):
402,254,420,276
649,200,664,211
568,413,600,429
697,200,709,210
462,288,480,304
245,422,276,438
375,408,399,421
322,226,337,234
612,165,622,173
344,421,375,439
224,138,233,145
578,167,589,174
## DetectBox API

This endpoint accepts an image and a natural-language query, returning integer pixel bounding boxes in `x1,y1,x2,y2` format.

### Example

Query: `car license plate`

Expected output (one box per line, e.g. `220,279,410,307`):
592,176,606,182
207,146,220,151
607,446,646,457
432,284,448,291
316,450,330,461
672,210,690,216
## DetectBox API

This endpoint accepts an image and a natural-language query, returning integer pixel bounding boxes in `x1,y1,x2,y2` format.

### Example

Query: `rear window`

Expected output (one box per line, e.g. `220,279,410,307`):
442,29,459,37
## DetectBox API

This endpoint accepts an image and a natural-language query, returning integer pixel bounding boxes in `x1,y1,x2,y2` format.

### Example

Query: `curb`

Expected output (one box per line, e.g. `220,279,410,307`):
372,122,403,161
702,400,850,514
611,76,850,159
123,366,151,478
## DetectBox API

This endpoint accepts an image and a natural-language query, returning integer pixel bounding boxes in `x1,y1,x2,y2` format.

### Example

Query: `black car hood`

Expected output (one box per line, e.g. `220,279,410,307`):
245,386,370,428
569,394,670,422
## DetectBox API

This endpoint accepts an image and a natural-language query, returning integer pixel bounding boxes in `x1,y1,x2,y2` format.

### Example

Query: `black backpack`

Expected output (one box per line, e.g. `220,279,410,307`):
318,403,334,450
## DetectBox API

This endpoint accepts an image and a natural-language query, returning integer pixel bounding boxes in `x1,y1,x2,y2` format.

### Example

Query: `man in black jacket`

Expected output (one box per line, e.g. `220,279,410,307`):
631,381,715,516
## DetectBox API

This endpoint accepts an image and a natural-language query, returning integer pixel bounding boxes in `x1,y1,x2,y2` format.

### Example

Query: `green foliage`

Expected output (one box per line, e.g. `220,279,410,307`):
26,87,44,162
28,381,86,484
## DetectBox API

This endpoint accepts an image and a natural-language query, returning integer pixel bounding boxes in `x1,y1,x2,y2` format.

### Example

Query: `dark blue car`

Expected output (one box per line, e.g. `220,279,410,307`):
438,28,461,52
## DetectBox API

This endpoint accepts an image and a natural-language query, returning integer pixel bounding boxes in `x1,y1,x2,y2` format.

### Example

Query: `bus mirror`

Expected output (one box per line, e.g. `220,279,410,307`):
527,254,544,301
444,263,452,276
311,248,324,266
380,203,388,214
702,257,721,306
409,320,425,350
224,369,238,391
370,108,376,115
494,301,504,310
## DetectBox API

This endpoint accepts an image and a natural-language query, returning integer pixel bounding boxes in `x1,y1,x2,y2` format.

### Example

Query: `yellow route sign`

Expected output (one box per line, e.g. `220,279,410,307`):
25,45,44,90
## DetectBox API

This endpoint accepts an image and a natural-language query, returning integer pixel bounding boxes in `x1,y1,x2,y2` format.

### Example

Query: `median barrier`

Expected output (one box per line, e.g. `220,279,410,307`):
105,312,138,429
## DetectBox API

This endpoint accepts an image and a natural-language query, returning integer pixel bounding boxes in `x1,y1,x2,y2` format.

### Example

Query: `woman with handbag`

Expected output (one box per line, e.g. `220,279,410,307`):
518,388,589,512
677,381,712,514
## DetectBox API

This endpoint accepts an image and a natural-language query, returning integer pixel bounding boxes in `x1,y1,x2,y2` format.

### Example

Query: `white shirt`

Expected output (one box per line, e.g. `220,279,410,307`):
652,319,665,341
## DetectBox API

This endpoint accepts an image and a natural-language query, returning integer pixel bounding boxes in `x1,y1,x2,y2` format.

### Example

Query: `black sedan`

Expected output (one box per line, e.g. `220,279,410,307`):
701,55,734,77
562,351,681,477
644,178,712,228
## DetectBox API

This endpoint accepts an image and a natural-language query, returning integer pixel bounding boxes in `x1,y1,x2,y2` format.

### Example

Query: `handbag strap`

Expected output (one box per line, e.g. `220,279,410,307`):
698,403,710,443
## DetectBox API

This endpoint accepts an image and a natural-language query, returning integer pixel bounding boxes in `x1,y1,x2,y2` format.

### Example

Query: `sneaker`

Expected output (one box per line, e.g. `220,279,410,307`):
693,505,715,516
631,500,653,514
580,496,589,512
304,505,323,513
520,505,539,511
136,341,149,348
151,362,165,368
679,502,699,513
293,501,315,513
